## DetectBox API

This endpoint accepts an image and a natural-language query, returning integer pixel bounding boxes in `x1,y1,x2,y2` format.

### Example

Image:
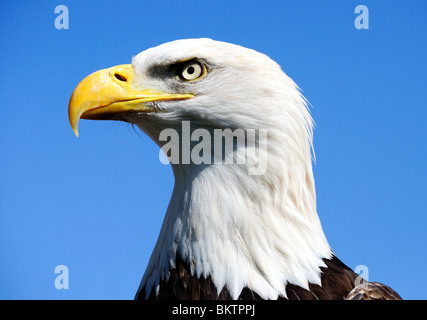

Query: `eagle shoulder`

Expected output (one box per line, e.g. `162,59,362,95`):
345,282,402,300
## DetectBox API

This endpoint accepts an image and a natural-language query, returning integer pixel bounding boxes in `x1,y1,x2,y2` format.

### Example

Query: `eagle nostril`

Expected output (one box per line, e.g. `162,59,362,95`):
114,73,127,82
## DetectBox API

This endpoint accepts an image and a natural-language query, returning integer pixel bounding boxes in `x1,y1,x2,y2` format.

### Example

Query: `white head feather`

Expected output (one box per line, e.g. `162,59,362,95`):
127,38,332,299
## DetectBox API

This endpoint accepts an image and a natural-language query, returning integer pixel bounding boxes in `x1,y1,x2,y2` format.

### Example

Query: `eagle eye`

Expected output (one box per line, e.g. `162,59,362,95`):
177,60,206,81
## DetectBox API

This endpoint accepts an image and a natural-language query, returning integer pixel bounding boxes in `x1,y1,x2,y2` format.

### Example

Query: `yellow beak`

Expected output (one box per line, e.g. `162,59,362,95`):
68,64,194,137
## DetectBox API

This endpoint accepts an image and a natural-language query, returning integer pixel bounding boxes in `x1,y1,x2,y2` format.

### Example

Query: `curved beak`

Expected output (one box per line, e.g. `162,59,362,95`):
68,64,193,137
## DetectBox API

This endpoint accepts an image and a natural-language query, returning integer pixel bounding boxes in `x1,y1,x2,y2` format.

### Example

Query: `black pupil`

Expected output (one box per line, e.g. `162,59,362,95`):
187,66,195,74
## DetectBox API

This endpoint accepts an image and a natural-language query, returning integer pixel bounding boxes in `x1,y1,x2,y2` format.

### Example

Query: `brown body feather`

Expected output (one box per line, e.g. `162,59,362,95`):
135,255,401,300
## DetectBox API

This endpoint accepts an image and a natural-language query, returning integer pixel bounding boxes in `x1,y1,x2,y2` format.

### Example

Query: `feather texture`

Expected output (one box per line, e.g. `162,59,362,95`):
114,39,402,300
136,255,400,300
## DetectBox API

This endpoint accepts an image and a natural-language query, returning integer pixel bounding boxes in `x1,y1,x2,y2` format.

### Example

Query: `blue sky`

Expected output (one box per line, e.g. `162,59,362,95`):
0,1,425,300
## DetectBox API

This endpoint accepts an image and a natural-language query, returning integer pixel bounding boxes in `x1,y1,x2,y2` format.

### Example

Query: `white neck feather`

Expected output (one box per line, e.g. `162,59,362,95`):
138,127,332,300
133,40,333,299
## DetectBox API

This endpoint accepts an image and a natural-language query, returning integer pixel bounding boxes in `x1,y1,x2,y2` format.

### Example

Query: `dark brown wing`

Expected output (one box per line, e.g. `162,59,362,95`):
345,282,402,300
136,255,358,300
136,255,235,300
284,255,360,300
136,254,401,300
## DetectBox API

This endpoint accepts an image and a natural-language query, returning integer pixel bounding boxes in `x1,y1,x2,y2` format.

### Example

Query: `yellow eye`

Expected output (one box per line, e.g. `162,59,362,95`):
178,60,206,81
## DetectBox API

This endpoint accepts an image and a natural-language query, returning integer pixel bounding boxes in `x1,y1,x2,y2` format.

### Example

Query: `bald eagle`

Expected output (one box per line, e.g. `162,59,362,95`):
68,38,401,300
